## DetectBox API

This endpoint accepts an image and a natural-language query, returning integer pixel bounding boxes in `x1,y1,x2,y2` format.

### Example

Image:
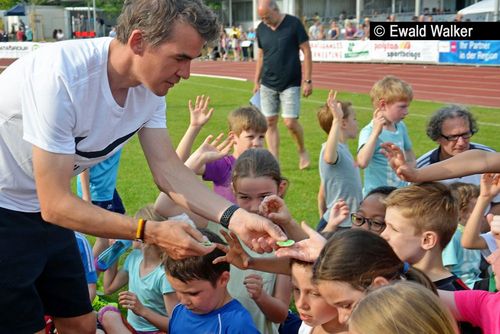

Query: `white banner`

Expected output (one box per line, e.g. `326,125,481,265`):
370,40,439,63
0,42,45,59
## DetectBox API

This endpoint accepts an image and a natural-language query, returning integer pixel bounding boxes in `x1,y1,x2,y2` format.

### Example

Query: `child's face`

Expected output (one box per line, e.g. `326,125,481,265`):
343,110,358,139
234,176,281,214
291,264,339,328
381,100,409,123
351,194,386,234
167,274,228,314
232,130,266,156
381,207,425,264
316,279,365,326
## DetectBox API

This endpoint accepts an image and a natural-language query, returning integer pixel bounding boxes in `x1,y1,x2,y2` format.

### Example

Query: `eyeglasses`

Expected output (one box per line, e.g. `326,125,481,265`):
351,213,386,233
440,131,474,142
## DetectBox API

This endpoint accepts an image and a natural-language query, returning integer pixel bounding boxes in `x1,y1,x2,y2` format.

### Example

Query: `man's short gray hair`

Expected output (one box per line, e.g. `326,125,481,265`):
426,105,478,141
116,0,220,47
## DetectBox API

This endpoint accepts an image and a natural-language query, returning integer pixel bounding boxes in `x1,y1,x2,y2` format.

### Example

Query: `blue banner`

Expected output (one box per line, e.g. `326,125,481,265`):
439,40,500,65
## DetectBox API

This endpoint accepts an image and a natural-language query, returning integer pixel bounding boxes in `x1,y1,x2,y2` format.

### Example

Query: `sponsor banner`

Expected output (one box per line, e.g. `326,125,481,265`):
308,40,371,62
370,40,439,63
438,40,500,65
371,22,500,41
0,42,45,58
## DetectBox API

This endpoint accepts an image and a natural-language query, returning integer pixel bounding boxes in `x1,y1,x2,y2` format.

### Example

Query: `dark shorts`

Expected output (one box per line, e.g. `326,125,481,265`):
0,207,92,333
93,188,126,214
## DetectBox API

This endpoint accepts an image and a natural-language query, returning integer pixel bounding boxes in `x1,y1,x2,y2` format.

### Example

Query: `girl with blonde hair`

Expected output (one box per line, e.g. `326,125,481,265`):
349,281,458,334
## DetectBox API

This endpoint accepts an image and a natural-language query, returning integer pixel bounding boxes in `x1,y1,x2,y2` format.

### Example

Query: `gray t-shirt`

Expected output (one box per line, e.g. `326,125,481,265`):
319,142,363,227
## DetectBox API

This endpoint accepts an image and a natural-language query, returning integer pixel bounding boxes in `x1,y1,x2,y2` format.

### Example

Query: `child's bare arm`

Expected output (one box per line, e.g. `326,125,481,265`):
176,95,214,162
318,183,326,217
357,108,385,169
102,260,129,295
245,273,291,323
79,169,91,202
438,290,462,321
260,195,308,241
323,199,350,233
213,230,292,275
323,90,342,164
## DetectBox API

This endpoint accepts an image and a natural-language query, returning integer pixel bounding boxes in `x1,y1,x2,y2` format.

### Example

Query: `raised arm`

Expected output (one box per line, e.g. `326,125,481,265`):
184,133,233,175
176,95,214,162
323,90,342,164
357,109,385,169
79,169,92,202
462,174,500,249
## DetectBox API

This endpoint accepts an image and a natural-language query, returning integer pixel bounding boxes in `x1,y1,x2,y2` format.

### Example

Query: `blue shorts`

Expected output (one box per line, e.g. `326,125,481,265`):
93,188,126,214
260,85,301,119
0,207,92,333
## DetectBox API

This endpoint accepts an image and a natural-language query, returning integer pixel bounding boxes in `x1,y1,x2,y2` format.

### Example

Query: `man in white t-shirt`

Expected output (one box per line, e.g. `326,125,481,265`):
0,0,285,332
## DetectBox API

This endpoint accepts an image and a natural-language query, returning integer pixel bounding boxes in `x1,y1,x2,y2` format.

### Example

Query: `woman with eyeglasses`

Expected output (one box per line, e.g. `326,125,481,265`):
322,186,396,234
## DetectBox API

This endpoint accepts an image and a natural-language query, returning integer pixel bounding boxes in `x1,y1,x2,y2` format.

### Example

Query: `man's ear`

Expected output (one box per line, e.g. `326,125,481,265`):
372,276,390,288
421,231,438,250
129,29,145,55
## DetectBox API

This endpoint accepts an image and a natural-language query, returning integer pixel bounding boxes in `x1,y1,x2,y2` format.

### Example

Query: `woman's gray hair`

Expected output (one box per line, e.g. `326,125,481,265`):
426,105,478,141
116,0,220,47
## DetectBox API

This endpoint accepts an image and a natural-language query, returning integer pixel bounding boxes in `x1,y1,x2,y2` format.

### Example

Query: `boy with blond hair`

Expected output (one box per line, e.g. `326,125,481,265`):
357,75,416,195
381,182,469,291
165,229,259,333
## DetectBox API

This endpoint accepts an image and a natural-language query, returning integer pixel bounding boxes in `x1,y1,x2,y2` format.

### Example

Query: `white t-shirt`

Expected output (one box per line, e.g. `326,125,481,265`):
298,322,312,334
0,38,166,212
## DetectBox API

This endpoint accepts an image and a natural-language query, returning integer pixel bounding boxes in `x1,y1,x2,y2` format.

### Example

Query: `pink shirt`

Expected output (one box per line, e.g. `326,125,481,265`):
455,290,500,334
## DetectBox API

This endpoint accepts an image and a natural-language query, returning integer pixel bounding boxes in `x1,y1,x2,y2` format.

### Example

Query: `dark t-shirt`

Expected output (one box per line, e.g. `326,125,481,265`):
256,14,308,91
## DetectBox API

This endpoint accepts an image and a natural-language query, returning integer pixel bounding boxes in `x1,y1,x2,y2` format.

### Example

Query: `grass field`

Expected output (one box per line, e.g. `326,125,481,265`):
115,75,500,227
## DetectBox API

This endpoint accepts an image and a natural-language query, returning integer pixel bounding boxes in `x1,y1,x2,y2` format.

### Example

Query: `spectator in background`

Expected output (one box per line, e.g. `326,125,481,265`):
25,26,33,41
56,29,64,41
344,20,356,40
109,26,117,38
16,27,25,41
327,21,340,40
308,20,321,40
387,14,396,22
0,29,8,42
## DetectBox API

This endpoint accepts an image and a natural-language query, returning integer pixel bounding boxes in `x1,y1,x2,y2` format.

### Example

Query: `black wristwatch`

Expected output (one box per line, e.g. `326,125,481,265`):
220,205,240,229
304,79,312,84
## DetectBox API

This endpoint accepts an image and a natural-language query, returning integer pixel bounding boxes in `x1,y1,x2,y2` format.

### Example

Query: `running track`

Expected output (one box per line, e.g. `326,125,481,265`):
192,61,500,108
2,58,499,107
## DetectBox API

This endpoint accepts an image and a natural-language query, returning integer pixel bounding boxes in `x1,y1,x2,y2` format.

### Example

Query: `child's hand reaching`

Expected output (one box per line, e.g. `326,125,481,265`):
489,215,500,242
381,142,418,182
188,95,214,128
275,222,327,262
119,291,145,316
193,133,234,163
244,274,265,301
480,173,500,199
260,195,292,227
324,199,350,232
213,230,253,269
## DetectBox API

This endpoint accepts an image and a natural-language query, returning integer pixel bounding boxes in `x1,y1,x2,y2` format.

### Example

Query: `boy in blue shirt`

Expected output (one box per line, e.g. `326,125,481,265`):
165,229,260,333
357,75,416,196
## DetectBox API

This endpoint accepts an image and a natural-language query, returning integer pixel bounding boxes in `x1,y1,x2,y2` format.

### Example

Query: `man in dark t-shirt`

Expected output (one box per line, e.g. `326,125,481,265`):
253,0,313,170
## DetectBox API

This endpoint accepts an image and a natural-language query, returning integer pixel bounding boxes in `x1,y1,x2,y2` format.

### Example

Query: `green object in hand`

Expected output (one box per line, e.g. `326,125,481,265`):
201,240,213,247
276,239,295,247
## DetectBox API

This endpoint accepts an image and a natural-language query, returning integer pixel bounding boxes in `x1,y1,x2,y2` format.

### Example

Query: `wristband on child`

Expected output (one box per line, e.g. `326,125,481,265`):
135,218,147,242
220,205,240,229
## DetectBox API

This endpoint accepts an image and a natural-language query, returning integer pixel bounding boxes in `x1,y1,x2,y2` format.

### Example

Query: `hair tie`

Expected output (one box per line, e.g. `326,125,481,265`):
402,262,410,274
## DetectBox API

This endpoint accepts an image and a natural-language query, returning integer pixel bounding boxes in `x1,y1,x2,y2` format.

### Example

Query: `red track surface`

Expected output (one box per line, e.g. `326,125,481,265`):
192,61,500,108
3,57,499,107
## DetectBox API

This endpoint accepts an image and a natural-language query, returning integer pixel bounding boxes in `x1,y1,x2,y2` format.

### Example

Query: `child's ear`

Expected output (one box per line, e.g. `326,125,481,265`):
421,231,438,250
278,180,288,197
371,276,390,288
378,98,386,111
218,271,231,287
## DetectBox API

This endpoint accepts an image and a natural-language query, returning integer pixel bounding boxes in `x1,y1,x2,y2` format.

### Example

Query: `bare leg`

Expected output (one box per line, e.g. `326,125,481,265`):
54,312,96,334
100,309,133,334
265,115,280,161
283,118,310,169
